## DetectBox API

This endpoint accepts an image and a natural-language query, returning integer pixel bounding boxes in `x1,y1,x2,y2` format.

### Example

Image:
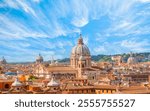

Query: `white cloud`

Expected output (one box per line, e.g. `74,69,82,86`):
109,20,140,34
94,46,107,54
93,42,123,55
72,17,88,27
120,39,150,52
0,0,84,39
16,0,37,17
70,0,89,27
2,0,143,39
94,38,150,55
0,15,49,38
0,39,62,62
4,0,19,9
1,0,150,62
53,22,67,37
83,35,89,45
138,0,150,2
4,0,37,17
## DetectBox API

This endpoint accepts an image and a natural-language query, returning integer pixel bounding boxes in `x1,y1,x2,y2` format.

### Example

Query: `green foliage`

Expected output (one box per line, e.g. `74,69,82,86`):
28,75,38,81
99,56,113,62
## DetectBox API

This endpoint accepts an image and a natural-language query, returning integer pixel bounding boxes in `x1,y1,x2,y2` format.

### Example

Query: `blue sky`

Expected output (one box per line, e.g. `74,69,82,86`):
0,0,150,62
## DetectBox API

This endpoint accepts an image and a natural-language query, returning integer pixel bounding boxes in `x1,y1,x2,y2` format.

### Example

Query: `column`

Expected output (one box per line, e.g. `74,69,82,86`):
86,59,88,67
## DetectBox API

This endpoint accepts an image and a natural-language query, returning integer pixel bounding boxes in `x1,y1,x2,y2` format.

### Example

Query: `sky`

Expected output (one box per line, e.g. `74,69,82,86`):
0,0,150,62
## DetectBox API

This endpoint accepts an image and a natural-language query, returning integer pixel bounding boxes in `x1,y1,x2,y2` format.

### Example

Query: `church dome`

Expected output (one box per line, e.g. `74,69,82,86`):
127,53,137,64
36,54,43,63
70,34,91,69
71,34,90,56
0,57,7,64
47,77,59,87
127,57,137,64
0,75,7,80
12,77,23,87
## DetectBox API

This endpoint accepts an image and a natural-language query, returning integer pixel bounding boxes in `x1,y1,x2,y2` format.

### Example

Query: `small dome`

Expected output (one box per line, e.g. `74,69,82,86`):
55,61,58,64
12,77,23,87
0,57,7,64
36,54,43,63
47,78,59,87
127,53,137,64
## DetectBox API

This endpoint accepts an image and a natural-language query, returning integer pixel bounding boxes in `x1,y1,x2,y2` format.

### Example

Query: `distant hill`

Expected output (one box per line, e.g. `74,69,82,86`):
58,55,112,63
7,52,150,64
58,52,150,63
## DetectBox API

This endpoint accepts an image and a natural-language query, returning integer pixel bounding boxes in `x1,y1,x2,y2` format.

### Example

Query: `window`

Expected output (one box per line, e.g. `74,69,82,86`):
93,76,95,79
4,84,10,89
92,89,95,93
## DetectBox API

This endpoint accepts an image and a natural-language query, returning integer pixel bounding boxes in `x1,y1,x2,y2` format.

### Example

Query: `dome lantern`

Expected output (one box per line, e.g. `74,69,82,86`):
78,34,83,45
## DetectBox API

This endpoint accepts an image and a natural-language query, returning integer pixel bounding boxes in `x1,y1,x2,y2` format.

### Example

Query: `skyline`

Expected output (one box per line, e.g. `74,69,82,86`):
0,0,150,62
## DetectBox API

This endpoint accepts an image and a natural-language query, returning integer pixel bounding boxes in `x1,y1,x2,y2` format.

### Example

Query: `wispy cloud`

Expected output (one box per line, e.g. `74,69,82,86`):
120,38,150,52
0,22,48,39
139,0,150,3
72,17,88,27
0,0,150,62
94,38,150,55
